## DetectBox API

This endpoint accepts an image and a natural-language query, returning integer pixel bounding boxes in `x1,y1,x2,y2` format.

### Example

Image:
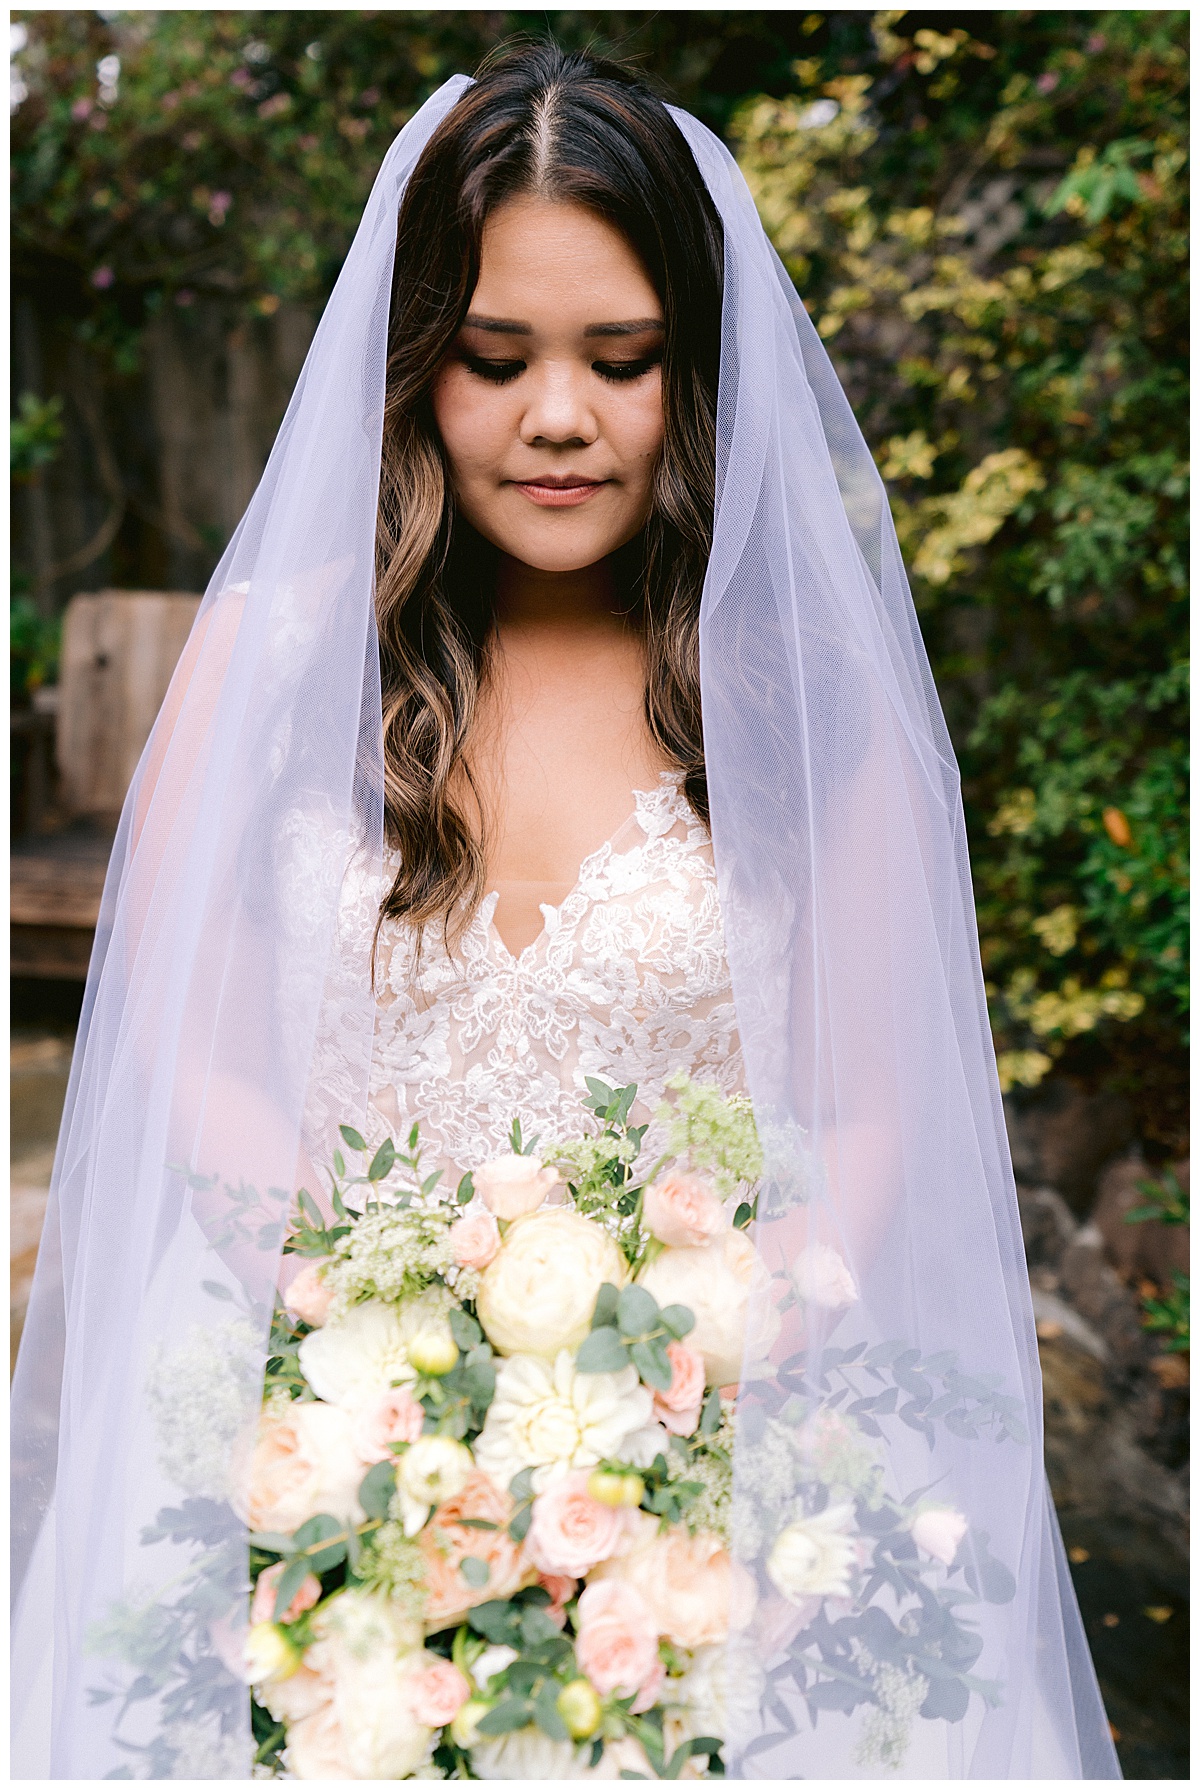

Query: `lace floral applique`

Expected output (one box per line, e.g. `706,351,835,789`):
307,771,745,1179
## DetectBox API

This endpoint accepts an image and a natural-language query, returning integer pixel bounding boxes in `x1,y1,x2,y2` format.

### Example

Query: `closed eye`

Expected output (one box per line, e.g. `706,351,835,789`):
463,353,525,385
593,354,662,384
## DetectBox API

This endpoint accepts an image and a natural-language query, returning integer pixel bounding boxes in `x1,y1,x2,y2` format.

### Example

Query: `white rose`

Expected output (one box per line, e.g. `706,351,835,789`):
285,1591,430,1780
476,1211,626,1357
638,1231,779,1386
474,1153,560,1220
792,1244,858,1310
394,1436,474,1535
298,1292,449,1409
668,1639,765,1748
474,1350,652,1492
767,1505,857,1603
911,1506,968,1566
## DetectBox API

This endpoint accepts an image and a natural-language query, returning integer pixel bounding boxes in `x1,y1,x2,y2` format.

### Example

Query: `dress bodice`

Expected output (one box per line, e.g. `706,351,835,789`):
310,771,744,1184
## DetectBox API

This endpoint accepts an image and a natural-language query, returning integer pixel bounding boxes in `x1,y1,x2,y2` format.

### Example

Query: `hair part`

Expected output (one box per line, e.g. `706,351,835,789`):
374,42,723,957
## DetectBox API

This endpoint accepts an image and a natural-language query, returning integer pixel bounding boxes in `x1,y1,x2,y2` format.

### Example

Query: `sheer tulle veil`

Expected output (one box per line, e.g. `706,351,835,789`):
11,72,1118,1780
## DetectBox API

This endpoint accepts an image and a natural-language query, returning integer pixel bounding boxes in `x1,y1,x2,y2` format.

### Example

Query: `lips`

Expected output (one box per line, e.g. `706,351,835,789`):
510,475,608,509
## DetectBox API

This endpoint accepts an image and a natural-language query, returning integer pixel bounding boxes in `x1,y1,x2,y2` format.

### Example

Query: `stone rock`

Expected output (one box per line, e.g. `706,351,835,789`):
1016,1184,1077,1272
1059,1224,1151,1374
1091,1152,1190,1284
1004,1080,1135,1215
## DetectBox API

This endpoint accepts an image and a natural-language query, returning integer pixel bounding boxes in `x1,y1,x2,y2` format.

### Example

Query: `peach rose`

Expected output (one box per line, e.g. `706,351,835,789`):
285,1260,334,1328
450,1210,501,1271
652,1341,706,1436
642,1172,725,1249
234,1400,364,1534
527,1471,634,1577
474,1153,560,1220
351,1386,425,1466
594,1517,747,1649
792,1244,858,1311
419,1469,530,1629
404,1654,471,1728
574,1579,662,1705
251,1560,322,1626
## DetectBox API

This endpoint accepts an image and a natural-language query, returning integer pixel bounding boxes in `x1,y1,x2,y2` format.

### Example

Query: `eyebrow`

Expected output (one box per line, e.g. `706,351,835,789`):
463,314,664,337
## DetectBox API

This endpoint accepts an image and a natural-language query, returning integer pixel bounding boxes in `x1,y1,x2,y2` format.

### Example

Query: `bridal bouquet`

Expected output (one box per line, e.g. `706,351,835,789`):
240,1076,766,1779
95,1075,1024,1779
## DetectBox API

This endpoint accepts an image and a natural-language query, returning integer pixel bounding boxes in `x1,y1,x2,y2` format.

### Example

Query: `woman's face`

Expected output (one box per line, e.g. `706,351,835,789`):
431,195,665,574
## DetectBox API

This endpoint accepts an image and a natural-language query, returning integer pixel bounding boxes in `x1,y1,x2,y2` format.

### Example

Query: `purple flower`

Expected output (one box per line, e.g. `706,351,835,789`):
91,266,115,290
1036,72,1059,95
71,96,93,121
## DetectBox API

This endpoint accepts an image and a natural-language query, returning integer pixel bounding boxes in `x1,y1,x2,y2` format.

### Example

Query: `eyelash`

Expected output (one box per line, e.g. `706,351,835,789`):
461,353,662,387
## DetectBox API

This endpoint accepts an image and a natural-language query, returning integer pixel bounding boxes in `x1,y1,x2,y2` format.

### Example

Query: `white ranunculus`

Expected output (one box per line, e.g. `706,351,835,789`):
911,1505,968,1566
792,1244,858,1310
767,1505,857,1603
393,1436,475,1535
638,1231,779,1386
298,1292,449,1409
470,1644,519,1693
476,1210,627,1357
473,1350,652,1492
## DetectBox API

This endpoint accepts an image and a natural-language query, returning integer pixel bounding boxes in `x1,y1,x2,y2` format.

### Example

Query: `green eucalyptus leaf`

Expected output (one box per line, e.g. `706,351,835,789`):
460,1555,491,1588
631,1337,674,1392
367,1138,396,1182
616,1283,658,1336
575,1326,631,1374
338,1125,366,1153
591,1282,621,1329
658,1302,696,1339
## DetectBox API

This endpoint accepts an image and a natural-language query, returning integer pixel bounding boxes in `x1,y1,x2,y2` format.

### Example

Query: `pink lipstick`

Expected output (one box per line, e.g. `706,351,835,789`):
511,474,607,508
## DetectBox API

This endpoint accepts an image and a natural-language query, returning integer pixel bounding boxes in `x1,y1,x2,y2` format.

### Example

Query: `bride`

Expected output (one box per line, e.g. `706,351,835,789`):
11,45,1118,1781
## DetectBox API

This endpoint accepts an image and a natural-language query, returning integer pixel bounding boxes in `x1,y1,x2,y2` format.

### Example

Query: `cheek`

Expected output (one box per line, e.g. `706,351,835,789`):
610,379,666,482
430,366,508,486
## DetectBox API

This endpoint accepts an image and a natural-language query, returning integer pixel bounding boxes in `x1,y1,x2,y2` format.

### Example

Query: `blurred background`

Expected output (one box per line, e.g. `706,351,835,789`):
10,11,1188,1775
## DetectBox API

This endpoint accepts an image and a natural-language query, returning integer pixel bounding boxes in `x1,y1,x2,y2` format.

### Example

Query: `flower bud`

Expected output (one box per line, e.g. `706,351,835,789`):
557,1677,603,1739
586,1469,644,1509
407,1324,459,1377
243,1621,301,1686
450,1698,492,1749
399,1434,474,1509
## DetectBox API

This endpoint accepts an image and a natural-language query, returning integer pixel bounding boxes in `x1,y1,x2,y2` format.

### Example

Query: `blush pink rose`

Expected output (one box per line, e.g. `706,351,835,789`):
536,1572,577,1628
652,1341,706,1436
449,1210,501,1271
527,1472,634,1577
404,1654,471,1728
474,1153,560,1220
642,1173,724,1249
352,1386,426,1466
285,1260,334,1328
574,1579,662,1703
912,1506,968,1566
250,1560,322,1626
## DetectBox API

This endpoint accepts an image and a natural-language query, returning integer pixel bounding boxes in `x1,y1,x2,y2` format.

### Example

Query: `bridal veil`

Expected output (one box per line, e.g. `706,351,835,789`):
11,74,1118,1779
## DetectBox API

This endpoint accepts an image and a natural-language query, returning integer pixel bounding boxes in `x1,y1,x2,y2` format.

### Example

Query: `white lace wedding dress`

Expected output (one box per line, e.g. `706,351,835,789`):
309,770,744,1182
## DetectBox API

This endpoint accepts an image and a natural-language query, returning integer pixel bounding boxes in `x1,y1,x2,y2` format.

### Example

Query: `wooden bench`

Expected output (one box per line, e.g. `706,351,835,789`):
11,590,201,980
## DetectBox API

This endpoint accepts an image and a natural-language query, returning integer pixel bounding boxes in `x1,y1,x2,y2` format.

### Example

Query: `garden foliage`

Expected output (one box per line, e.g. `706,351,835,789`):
10,10,1188,1142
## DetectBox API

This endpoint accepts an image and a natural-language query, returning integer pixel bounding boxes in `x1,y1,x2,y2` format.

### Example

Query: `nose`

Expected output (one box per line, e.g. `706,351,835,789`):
518,361,598,450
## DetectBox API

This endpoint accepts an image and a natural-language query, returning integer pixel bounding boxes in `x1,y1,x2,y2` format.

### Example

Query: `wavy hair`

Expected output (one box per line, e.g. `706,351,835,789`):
375,43,723,947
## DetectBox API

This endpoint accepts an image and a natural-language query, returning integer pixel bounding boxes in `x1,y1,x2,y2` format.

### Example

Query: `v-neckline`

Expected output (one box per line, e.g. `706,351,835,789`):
481,775,678,966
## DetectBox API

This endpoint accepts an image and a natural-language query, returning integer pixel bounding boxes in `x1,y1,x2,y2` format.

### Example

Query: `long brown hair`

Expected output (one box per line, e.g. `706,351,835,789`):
375,44,723,947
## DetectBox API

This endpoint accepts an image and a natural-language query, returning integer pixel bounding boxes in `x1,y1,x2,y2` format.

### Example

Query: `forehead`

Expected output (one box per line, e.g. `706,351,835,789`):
472,195,661,317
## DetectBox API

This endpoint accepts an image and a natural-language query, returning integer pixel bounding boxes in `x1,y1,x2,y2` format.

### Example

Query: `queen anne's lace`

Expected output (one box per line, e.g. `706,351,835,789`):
307,772,744,1182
